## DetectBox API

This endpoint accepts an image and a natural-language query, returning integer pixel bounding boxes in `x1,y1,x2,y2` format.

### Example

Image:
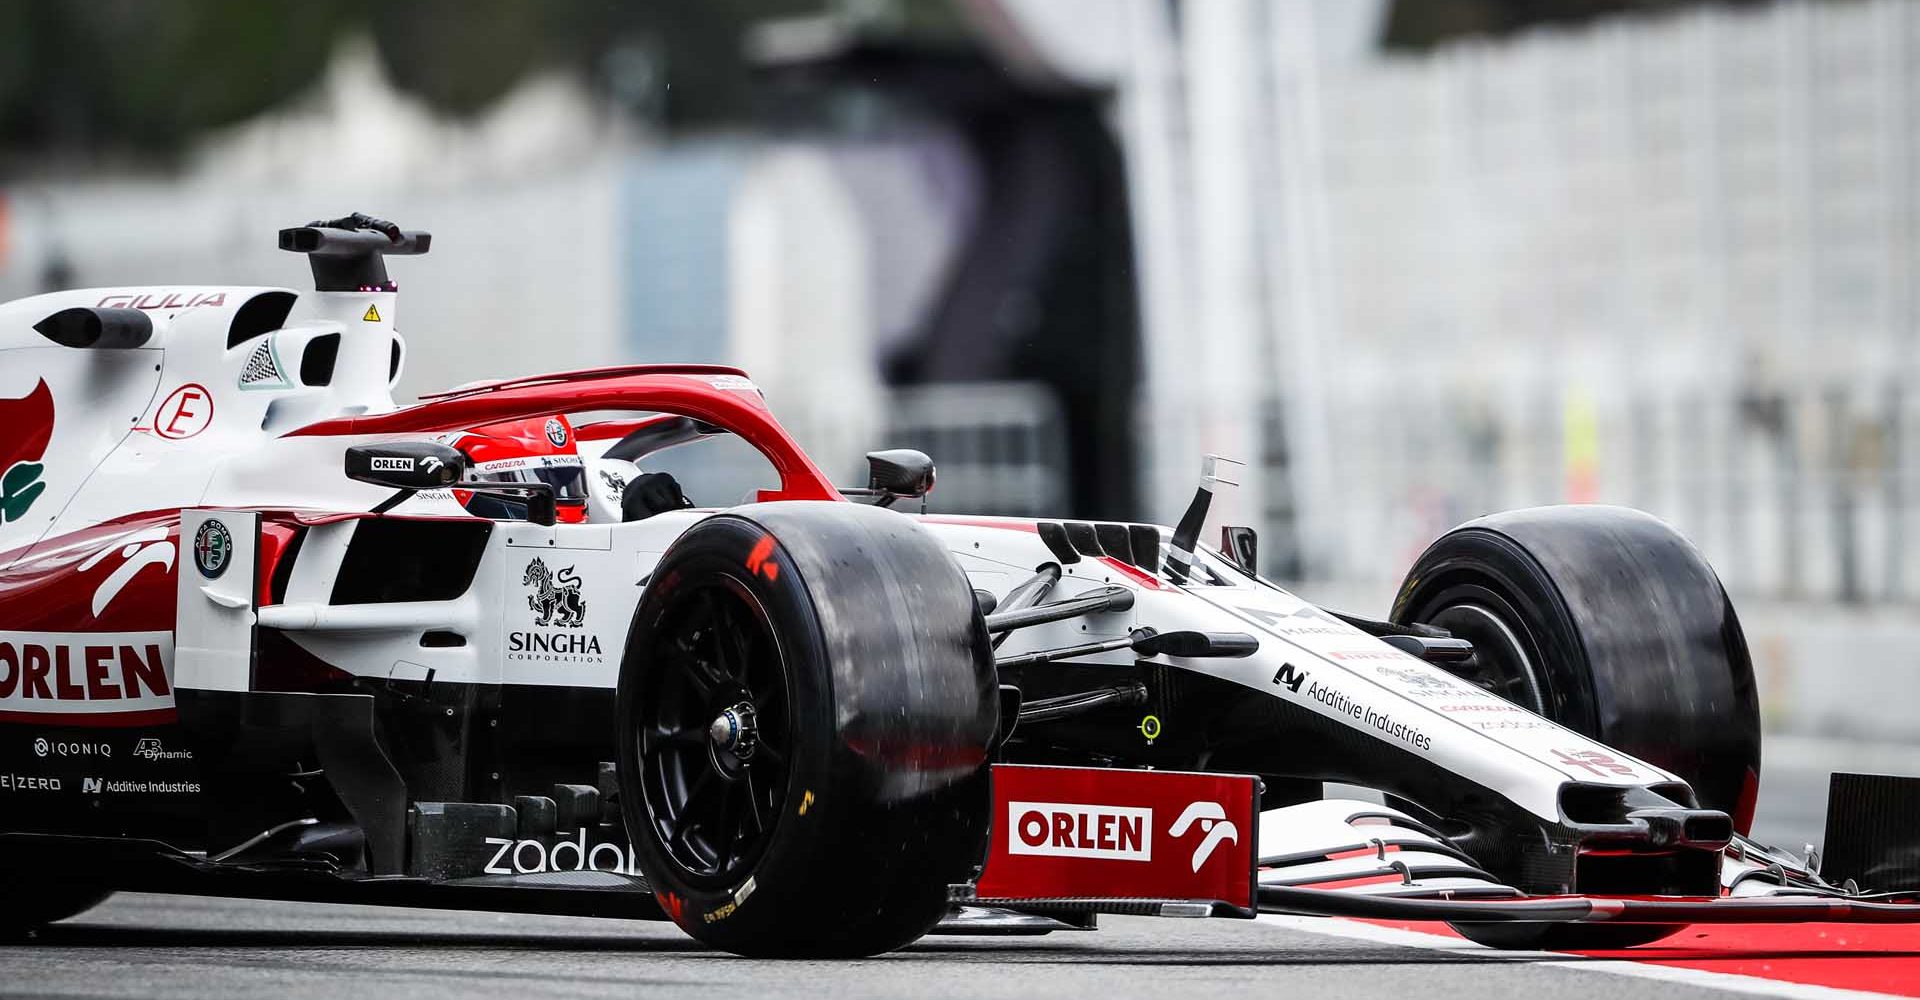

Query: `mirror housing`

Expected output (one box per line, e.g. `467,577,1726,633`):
344,442,467,490
865,449,936,503
1220,525,1258,575
516,489,559,528
344,441,557,525
1132,629,1260,659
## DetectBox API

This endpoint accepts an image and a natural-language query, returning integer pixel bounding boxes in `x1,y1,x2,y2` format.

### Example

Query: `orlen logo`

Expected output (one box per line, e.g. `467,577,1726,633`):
0,632,174,716
1006,801,1152,861
1169,801,1240,872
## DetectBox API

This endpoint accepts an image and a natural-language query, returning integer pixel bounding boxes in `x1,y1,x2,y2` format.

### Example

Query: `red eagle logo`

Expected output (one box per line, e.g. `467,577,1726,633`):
0,379,54,525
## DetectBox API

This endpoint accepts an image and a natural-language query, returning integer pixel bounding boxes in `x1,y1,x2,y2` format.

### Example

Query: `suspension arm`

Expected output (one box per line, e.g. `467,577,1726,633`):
984,585,1135,634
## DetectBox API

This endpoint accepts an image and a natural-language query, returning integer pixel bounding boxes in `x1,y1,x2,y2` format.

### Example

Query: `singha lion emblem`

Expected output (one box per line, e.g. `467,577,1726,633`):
523,558,586,628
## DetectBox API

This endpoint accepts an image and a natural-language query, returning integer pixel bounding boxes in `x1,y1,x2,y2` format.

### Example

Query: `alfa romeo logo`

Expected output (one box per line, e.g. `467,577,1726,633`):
545,417,567,448
194,519,234,579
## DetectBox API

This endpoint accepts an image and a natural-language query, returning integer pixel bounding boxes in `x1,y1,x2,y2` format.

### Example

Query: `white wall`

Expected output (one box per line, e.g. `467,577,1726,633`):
1070,0,1920,604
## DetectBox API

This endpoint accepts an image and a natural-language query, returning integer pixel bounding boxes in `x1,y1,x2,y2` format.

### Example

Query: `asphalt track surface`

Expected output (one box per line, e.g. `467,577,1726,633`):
4,748,1916,1000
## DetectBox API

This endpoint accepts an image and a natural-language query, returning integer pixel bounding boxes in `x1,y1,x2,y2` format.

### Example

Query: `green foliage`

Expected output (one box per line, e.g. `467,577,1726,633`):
0,0,353,155
0,0,861,158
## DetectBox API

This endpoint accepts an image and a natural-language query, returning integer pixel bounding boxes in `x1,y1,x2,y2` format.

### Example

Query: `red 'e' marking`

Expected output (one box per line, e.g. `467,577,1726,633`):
155,384,213,440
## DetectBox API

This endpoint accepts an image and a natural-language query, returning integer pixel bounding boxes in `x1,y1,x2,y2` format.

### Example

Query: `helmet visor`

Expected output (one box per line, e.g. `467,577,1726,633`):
467,455,587,515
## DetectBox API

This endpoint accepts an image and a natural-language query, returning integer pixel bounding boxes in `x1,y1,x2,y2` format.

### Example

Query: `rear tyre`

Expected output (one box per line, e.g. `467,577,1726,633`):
0,872,110,937
617,502,997,958
1392,505,1760,951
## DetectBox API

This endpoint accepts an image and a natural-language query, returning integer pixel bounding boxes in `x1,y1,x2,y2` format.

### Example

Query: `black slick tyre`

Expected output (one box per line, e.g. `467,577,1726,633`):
616,502,997,957
1391,504,1760,951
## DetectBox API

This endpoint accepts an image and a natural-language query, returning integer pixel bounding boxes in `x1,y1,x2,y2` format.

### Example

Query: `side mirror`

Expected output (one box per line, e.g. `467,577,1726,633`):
345,442,467,490
864,449,936,506
345,442,557,525
1220,525,1258,576
1131,629,1259,658
518,490,559,528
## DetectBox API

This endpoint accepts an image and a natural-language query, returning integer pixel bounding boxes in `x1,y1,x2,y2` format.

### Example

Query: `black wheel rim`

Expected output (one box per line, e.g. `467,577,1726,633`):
1419,586,1549,716
637,575,790,886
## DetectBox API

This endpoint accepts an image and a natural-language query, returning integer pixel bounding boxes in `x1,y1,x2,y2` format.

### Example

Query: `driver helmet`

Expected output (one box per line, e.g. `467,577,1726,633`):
446,415,588,523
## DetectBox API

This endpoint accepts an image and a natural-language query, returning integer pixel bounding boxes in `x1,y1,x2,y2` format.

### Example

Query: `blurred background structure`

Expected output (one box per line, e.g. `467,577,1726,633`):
3,0,1919,770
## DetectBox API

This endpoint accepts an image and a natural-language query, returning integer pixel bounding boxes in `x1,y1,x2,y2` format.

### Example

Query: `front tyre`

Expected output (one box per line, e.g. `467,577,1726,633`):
617,503,997,957
1393,505,1759,952
1391,505,1760,824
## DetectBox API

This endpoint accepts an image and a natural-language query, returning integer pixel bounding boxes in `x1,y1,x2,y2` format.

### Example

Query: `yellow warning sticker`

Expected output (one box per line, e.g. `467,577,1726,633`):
362,304,382,323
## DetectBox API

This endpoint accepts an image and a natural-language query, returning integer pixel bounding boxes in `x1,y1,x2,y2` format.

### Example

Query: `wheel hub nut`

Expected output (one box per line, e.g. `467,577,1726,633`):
709,702,758,760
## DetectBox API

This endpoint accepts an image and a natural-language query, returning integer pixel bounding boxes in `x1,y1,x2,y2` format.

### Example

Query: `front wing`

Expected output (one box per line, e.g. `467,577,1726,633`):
965,763,1920,931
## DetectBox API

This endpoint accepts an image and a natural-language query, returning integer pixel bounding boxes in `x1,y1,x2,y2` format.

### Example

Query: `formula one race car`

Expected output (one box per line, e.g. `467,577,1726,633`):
4,216,1919,957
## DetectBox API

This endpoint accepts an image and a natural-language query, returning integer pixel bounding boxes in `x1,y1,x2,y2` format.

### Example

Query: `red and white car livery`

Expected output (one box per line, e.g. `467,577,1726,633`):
0,215,1914,959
